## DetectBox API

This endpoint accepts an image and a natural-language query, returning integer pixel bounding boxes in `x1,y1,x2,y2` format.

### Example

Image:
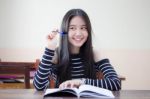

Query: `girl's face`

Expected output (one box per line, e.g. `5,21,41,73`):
68,16,88,51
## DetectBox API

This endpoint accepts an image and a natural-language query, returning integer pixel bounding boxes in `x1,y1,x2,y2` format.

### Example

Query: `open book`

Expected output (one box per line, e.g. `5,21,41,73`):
44,85,114,98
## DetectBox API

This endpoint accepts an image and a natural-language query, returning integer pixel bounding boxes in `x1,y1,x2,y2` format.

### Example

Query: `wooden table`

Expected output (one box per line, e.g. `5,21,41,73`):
0,62,34,89
0,89,150,99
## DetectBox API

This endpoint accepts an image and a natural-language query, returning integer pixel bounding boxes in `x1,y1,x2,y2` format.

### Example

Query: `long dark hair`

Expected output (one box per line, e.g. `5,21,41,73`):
57,9,96,84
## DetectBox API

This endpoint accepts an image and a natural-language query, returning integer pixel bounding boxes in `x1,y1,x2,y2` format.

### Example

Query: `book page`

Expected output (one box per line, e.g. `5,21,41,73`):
44,88,80,97
44,89,60,95
78,85,114,98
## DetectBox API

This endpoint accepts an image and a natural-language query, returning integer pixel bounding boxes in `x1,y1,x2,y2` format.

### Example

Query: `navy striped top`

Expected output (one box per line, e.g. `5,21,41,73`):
33,48,121,91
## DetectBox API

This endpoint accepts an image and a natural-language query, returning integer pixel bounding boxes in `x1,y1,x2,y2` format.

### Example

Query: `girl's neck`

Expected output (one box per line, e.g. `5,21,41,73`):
70,46,80,54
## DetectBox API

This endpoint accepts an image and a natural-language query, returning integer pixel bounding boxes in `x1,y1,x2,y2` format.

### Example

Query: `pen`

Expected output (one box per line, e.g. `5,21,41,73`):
52,31,67,35
58,31,67,35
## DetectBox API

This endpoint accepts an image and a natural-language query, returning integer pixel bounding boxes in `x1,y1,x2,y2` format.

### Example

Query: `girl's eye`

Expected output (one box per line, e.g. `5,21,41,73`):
81,27,87,30
69,27,76,30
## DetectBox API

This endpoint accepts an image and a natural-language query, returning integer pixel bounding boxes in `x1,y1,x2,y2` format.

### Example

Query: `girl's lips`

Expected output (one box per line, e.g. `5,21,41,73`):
73,38,83,42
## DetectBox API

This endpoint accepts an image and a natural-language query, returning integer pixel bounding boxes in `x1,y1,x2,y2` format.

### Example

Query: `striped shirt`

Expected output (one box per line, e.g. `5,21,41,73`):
70,54,85,79
33,48,121,91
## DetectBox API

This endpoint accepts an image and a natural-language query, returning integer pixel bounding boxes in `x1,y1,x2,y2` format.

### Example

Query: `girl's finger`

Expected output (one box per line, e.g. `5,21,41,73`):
47,34,52,40
52,29,59,35
70,83,74,88
59,83,63,89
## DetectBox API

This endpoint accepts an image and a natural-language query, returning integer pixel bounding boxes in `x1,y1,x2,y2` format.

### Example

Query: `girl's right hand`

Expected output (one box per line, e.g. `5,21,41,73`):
46,29,59,50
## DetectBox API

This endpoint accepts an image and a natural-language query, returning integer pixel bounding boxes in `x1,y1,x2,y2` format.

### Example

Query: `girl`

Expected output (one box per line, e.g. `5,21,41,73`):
33,9,121,91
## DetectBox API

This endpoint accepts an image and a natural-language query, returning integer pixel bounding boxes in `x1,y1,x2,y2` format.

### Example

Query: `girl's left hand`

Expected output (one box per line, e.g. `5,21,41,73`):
59,79,84,89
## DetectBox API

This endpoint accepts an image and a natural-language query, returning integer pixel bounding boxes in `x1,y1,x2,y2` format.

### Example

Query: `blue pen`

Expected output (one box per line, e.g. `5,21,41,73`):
52,30,67,35
59,31,67,35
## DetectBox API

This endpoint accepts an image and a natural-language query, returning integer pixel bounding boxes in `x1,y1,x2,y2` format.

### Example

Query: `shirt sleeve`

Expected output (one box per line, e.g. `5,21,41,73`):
84,59,121,91
33,48,57,91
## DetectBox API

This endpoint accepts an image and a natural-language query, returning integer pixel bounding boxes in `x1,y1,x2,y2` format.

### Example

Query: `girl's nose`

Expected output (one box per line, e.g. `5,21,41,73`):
75,29,82,36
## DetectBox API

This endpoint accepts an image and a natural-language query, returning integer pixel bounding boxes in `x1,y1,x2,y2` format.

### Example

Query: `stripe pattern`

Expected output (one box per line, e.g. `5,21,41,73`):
70,55,85,79
85,59,121,91
33,48,121,91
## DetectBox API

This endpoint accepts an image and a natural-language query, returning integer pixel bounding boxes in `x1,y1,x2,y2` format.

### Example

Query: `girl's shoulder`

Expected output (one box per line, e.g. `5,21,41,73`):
93,48,109,63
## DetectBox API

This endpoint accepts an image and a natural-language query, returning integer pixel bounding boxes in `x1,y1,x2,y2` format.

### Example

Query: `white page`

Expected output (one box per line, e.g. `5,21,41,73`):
78,85,114,98
44,88,60,95
44,88,80,96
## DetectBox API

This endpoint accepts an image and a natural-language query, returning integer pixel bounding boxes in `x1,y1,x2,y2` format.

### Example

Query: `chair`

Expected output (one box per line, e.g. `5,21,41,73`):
0,59,38,89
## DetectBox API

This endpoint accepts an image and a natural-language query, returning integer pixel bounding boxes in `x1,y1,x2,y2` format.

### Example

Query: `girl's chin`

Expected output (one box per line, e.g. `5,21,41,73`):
72,43,84,47
70,40,86,47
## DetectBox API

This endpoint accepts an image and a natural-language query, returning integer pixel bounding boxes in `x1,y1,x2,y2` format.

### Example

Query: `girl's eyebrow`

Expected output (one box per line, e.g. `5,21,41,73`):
82,25,87,27
69,25,86,27
69,25,75,27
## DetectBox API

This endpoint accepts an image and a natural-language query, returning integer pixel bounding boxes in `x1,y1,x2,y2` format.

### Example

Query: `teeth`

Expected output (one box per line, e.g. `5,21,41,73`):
74,38,82,41
76,39,81,41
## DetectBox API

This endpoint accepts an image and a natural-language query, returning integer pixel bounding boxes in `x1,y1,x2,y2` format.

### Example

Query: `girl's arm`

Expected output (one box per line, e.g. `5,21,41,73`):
84,58,121,91
83,49,121,91
33,29,59,91
33,48,57,91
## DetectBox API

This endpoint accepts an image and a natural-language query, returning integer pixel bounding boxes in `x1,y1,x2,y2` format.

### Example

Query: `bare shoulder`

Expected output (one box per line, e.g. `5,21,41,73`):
93,48,107,62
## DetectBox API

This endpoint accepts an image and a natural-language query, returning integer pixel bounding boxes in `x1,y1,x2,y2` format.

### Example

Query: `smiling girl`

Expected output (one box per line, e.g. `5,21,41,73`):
33,9,121,91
